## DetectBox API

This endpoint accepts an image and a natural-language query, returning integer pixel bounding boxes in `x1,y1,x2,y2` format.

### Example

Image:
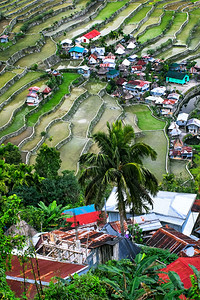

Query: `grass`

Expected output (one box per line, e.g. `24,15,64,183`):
136,130,167,182
95,0,129,21
0,71,44,104
27,73,79,126
14,38,56,67
0,34,41,61
138,11,173,43
136,8,163,35
176,9,200,44
166,12,187,36
127,6,151,24
124,105,165,130
0,106,33,138
170,159,190,179
0,72,16,88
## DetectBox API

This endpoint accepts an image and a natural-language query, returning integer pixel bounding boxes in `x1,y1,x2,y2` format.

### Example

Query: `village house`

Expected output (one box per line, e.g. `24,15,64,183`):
91,47,105,58
107,69,119,80
176,112,189,126
60,38,72,49
26,86,40,106
88,53,98,64
168,122,181,138
127,54,138,62
123,80,150,96
186,118,200,135
170,139,192,159
0,34,9,43
78,65,90,78
166,71,189,84
159,257,200,289
69,46,87,59
35,228,127,267
150,86,166,97
77,29,101,44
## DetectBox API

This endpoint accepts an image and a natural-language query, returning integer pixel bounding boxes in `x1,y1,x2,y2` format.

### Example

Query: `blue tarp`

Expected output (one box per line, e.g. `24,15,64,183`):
63,204,95,216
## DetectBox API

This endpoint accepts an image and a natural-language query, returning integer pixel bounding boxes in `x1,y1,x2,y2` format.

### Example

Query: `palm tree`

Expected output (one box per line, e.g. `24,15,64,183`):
79,120,158,235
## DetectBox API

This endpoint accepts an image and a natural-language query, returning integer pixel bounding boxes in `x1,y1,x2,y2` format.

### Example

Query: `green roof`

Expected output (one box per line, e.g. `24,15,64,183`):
108,69,119,75
166,71,188,80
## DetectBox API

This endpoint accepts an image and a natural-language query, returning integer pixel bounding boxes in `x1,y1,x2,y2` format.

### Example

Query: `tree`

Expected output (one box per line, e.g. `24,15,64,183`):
21,200,69,231
79,120,158,235
0,160,43,199
35,144,61,178
0,195,25,299
0,143,22,165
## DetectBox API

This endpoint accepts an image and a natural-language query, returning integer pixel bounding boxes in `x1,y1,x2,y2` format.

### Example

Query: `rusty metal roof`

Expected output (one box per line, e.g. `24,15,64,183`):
146,226,200,255
42,228,118,249
191,199,200,212
109,221,128,233
6,255,86,281
6,255,87,298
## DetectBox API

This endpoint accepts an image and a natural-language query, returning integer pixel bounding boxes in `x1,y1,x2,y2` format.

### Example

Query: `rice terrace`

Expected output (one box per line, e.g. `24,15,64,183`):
0,0,200,182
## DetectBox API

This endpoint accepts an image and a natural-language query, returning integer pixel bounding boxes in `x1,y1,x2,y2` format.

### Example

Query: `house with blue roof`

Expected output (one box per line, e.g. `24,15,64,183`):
69,46,87,59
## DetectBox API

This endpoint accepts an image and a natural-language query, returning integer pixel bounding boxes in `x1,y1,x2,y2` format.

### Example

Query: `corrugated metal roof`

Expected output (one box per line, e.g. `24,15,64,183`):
146,226,200,255
6,255,86,282
65,211,101,227
63,204,95,216
159,257,200,289
191,199,200,212
41,228,117,249
134,213,162,232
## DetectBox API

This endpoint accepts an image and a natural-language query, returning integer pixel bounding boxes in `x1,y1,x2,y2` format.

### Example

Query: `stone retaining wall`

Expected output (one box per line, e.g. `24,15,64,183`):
0,67,28,96
6,36,45,66
44,0,102,38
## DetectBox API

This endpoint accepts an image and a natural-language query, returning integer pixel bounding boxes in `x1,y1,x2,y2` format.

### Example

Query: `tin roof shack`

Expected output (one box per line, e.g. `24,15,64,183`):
6,255,87,299
146,226,200,256
35,228,120,267
102,222,141,260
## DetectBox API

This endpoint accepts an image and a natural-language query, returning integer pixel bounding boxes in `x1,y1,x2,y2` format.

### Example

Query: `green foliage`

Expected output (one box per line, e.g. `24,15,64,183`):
12,170,82,208
79,120,158,234
21,200,69,231
0,160,43,197
106,79,116,94
36,273,108,300
0,195,25,278
30,63,38,71
0,143,22,165
141,245,178,265
0,268,19,300
128,223,143,243
159,173,196,193
35,144,61,179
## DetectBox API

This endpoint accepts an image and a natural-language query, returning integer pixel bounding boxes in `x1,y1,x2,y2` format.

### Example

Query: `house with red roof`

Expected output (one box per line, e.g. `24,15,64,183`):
78,29,101,43
89,53,98,64
123,79,150,96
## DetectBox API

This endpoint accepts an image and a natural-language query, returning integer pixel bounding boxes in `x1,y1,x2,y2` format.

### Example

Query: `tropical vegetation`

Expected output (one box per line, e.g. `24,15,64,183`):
79,120,158,235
